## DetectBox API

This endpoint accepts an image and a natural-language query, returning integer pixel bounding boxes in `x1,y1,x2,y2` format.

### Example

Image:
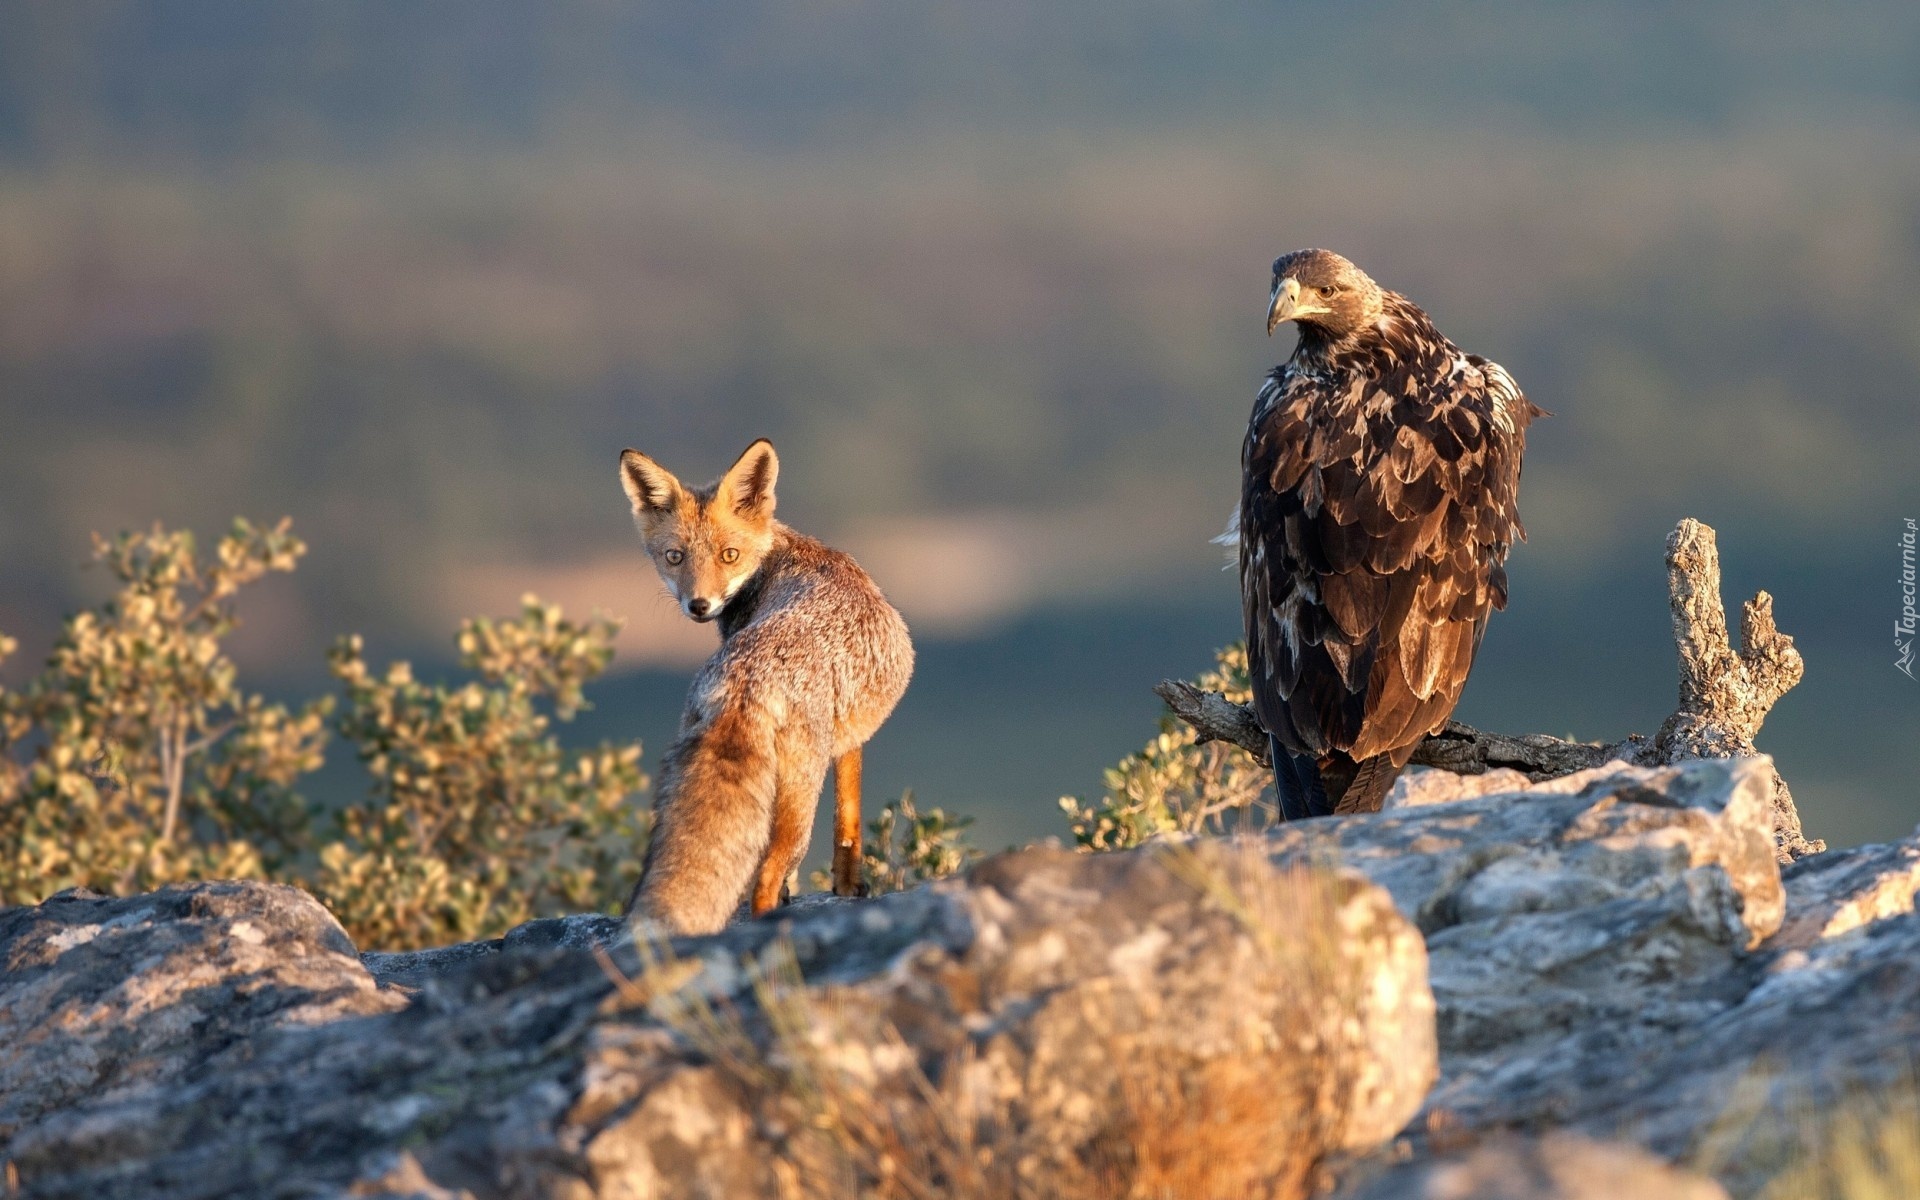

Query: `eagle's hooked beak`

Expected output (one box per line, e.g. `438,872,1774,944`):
1266,276,1330,335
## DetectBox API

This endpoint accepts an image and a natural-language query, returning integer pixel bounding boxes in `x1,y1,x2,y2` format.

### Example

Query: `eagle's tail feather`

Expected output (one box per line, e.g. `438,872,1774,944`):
1332,753,1403,815
1271,738,1334,821
1272,746,1402,820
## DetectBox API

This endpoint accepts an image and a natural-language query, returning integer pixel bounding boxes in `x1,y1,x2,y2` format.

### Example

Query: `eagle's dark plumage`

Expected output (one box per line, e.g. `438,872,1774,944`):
1240,249,1542,818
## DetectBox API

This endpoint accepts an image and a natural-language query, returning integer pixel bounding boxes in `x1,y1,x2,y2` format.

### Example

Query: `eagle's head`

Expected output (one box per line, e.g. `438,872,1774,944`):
1267,248,1384,340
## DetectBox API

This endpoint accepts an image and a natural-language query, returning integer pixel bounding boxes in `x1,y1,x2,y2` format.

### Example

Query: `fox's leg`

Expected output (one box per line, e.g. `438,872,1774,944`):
831,746,865,897
752,754,825,916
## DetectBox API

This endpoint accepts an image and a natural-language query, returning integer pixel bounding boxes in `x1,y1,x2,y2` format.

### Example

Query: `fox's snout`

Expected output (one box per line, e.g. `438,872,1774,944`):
655,554,747,624
667,565,739,623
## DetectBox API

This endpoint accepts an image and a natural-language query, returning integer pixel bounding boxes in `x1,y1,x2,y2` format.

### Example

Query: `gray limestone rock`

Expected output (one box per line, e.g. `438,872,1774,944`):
1316,759,1920,1199
0,846,1430,1199
0,879,404,1147
4,753,1915,1200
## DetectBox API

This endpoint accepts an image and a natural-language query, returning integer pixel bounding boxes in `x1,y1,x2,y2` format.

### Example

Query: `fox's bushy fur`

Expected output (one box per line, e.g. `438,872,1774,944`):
618,439,913,934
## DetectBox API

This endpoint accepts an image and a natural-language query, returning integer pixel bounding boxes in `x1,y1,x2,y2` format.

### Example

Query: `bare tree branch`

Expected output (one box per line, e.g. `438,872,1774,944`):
1153,679,1272,766
1151,682,1639,779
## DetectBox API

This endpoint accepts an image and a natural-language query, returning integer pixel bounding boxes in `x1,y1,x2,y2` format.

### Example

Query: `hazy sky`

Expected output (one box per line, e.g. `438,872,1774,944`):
2,2,1915,849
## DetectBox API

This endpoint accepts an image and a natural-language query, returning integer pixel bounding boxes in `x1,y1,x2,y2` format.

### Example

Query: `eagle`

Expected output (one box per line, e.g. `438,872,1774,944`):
1239,249,1542,818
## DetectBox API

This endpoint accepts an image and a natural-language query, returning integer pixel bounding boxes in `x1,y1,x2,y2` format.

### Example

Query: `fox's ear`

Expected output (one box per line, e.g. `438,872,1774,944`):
719,438,778,519
619,449,682,515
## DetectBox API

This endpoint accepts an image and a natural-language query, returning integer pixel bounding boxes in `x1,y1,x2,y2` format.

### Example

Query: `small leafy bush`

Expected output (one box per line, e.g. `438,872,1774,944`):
1059,643,1274,852
318,597,650,949
0,519,652,951
0,520,326,903
812,790,981,896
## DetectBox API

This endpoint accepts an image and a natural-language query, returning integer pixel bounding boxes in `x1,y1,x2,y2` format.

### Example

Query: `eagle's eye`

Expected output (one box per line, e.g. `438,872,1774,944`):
720,547,740,564
664,549,685,565
1318,285,1337,298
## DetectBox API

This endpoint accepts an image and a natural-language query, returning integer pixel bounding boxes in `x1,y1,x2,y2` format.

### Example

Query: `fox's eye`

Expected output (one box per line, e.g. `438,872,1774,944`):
720,547,740,564
664,549,685,565
1318,285,1337,298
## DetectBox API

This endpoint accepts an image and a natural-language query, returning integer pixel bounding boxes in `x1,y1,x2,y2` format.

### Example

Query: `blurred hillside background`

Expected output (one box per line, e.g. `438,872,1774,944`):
1,1,1915,853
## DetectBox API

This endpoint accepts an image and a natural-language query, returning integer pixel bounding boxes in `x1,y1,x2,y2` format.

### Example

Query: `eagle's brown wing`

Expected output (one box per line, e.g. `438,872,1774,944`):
1240,350,1537,767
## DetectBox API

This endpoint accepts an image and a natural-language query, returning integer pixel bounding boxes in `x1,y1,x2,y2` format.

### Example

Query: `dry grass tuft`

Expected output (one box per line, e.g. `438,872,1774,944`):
1757,1086,1920,1200
1694,1061,1920,1199
1087,1045,1324,1200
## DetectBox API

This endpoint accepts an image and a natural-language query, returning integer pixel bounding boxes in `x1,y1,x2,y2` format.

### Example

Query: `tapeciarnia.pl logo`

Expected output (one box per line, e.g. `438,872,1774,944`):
1900,518,1917,679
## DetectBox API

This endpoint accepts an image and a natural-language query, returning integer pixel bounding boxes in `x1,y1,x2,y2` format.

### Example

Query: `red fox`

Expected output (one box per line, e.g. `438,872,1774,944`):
617,438,914,934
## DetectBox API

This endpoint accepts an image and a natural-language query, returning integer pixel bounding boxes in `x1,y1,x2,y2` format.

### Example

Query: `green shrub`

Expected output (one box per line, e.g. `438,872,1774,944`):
0,520,326,903
811,790,981,896
1059,644,1273,852
318,597,649,949
0,519,652,952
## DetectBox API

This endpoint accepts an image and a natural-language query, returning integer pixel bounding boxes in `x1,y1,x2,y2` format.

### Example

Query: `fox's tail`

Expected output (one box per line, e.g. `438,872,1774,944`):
626,697,777,935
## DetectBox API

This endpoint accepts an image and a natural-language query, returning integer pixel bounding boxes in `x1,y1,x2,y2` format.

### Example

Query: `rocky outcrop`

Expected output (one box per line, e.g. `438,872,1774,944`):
1555,838,1920,1199
0,880,404,1141
1770,835,1920,949
0,843,1432,1199
358,910,629,991
3,754,1914,1199
1324,758,1920,1200
1288,757,1783,1083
